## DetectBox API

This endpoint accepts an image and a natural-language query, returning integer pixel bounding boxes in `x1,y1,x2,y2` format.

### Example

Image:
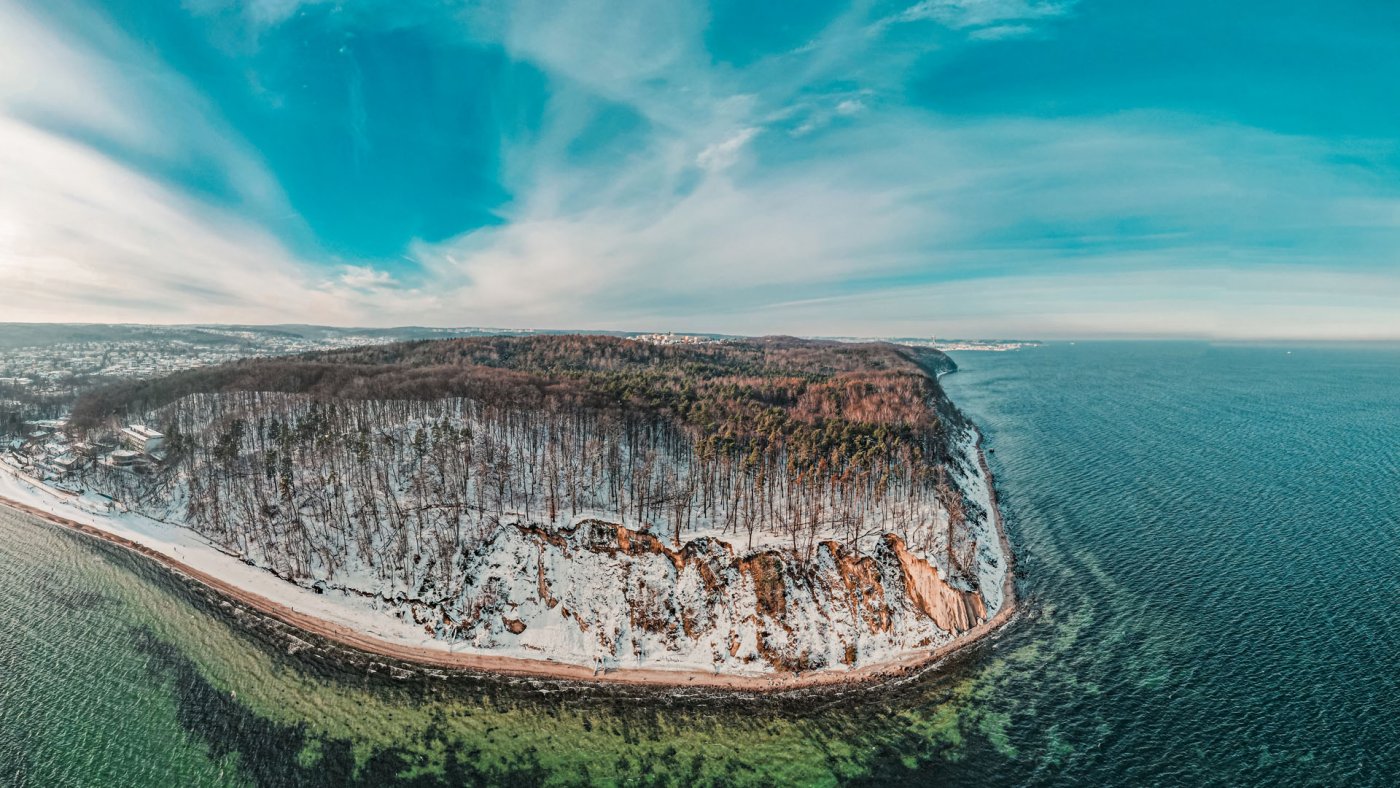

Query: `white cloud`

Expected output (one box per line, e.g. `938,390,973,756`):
0,0,292,215
835,99,866,116
901,0,1074,29
0,0,351,324
968,23,1035,40
336,265,396,291
0,116,351,324
479,0,715,131
889,0,1074,41
379,104,1400,338
747,266,1400,341
696,127,761,172
0,2,149,152
1,0,1396,341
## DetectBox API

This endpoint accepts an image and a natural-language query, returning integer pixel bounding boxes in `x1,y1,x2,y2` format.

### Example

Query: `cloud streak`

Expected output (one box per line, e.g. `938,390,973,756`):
900,0,1075,31
0,0,1396,340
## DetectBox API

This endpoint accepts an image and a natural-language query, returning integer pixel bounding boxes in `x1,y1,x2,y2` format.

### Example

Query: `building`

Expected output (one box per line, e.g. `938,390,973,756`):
103,449,146,470
630,332,717,346
119,425,165,454
41,453,85,477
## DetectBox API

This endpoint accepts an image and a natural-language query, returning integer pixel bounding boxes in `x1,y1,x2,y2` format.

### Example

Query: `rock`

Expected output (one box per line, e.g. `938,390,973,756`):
440,519,991,673
884,534,986,633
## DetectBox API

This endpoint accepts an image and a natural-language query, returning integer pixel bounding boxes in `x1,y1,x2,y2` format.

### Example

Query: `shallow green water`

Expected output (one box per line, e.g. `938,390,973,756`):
2,342,1396,786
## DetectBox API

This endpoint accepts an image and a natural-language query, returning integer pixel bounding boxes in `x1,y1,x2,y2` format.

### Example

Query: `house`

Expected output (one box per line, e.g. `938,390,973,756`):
50,453,88,473
40,453,83,478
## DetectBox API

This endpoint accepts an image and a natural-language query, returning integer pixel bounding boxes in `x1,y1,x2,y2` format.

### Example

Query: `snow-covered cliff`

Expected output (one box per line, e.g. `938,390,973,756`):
62,334,1013,679
333,424,1007,676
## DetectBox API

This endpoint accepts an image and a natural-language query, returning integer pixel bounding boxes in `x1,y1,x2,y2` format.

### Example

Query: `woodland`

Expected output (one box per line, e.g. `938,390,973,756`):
70,336,984,595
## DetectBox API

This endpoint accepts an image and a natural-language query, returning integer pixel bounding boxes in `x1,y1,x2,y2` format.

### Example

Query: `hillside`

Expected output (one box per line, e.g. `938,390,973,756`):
65,335,1008,676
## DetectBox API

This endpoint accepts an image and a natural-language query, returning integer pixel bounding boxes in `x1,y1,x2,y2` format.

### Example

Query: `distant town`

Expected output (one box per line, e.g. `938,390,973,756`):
628,332,721,346
818,336,1042,352
0,325,517,402
0,324,547,427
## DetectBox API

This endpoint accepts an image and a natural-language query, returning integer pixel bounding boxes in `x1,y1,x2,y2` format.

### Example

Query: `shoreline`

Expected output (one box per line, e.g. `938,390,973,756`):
0,439,1017,693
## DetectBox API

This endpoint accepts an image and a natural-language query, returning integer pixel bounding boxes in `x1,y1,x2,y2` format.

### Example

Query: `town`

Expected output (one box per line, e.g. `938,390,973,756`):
0,323,519,429
1,414,169,517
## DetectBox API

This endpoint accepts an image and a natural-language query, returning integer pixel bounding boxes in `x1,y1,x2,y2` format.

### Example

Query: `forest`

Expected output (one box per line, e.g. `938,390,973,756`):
70,336,985,600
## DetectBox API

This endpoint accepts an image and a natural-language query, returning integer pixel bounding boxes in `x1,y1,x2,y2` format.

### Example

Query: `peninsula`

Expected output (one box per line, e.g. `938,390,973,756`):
2,335,1014,688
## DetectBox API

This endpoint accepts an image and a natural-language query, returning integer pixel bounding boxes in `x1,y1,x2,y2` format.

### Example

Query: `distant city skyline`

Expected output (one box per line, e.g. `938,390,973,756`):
1,0,1398,339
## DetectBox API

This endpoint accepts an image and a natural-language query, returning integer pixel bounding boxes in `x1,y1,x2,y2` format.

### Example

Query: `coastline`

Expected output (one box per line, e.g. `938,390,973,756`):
0,438,1016,693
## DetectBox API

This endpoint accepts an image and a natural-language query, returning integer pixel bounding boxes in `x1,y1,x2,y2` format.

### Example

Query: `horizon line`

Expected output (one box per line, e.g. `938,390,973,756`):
1,321,1398,344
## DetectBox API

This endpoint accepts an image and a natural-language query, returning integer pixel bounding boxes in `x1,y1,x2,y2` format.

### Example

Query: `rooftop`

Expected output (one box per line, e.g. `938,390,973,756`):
122,425,164,440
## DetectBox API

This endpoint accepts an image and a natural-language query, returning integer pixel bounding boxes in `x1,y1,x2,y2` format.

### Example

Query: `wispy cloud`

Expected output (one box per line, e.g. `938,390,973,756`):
0,115,349,323
834,99,867,116
396,102,1400,334
751,266,1400,341
899,0,1075,32
968,23,1035,41
696,127,761,172
0,0,1396,339
0,0,341,322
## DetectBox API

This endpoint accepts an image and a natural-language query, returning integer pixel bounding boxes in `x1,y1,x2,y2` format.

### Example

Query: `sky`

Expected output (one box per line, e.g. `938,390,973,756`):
1,0,1398,339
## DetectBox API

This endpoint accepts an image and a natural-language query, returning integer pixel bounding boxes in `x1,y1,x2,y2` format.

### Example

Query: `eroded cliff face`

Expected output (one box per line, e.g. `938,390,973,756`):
357,425,1010,676
408,520,987,674
887,535,987,634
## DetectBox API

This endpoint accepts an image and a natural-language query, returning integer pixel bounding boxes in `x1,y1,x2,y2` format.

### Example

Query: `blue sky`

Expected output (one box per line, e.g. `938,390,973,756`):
1,0,1397,338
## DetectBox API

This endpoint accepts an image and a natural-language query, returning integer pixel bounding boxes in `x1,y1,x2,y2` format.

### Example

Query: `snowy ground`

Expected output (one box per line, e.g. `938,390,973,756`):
953,424,1009,615
0,423,1008,677
0,459,484,658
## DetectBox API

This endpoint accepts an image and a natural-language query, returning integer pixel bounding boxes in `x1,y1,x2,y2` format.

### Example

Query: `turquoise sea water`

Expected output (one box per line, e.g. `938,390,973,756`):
1,341,1396,786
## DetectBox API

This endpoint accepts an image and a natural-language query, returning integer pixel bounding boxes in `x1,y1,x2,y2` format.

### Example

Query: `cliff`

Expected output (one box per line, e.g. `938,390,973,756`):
61,335,1009,678
418,521,988,673
318,423,1008,676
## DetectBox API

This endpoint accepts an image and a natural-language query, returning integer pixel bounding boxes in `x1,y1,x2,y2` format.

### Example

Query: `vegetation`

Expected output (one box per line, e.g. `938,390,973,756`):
71,336,983,595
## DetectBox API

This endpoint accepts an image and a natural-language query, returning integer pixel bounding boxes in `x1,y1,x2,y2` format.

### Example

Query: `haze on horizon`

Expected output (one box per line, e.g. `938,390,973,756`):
1,0,1397,340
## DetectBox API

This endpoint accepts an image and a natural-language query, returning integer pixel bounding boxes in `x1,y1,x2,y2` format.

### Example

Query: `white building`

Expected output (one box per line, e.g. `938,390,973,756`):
119,425,165,454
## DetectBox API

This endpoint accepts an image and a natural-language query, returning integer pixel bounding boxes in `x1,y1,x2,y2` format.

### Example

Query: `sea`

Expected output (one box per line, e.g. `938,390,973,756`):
1,341,1396,787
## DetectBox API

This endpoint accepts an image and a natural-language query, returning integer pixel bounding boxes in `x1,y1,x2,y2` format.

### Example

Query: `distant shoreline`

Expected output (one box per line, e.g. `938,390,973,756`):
0,441,1016,692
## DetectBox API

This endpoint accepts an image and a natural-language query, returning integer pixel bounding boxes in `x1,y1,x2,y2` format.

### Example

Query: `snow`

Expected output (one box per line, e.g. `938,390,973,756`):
0,461,484,661
427,520,967,674
951,423,1009,614
0,416,1011,677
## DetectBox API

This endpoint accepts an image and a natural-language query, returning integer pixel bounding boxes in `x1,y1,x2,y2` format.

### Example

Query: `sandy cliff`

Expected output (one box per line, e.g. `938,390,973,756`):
350,426,1010,676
